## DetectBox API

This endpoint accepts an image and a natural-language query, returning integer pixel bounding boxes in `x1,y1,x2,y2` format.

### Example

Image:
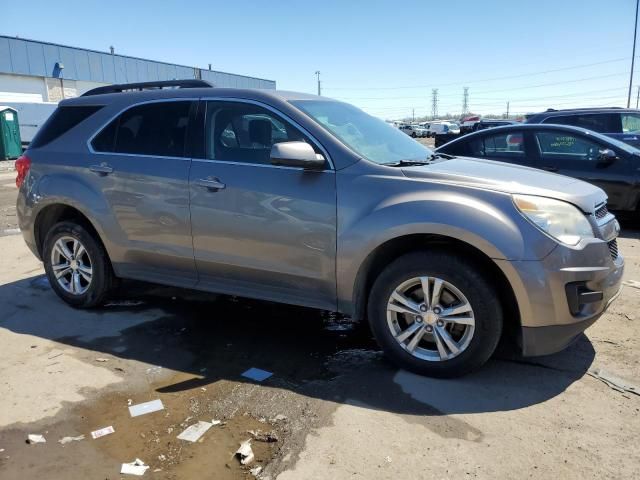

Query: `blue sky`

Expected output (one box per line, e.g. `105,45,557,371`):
1,0,637,119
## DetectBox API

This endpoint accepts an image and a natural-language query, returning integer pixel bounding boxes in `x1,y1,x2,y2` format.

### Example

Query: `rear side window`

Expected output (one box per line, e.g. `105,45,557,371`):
92,101,193,157
31,105,103,148
469,132,525,159
546,113,621,133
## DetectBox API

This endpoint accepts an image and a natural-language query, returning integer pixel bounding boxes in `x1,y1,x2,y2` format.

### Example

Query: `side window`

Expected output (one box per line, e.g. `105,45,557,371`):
621,113,640,134
92,101,193,157
535,131,601,162
205,101,312,165
548,113,620,133
470,132,524,159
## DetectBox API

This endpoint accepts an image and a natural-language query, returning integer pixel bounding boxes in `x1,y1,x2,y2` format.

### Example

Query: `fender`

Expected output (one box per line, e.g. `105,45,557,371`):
24,170,125,267
335,178,557,316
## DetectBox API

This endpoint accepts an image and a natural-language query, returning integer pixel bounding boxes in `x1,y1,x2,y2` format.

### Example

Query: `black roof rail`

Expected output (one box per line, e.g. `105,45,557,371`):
82,79,213,97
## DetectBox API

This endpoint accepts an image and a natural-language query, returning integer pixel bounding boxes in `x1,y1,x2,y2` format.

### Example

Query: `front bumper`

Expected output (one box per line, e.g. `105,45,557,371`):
495,222,624,356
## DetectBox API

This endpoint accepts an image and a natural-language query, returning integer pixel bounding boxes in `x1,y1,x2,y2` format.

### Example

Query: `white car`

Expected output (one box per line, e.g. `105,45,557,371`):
398,124,428,138
429,121,461,136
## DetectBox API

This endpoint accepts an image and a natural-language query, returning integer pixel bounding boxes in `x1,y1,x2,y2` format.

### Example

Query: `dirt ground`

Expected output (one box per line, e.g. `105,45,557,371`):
0,160,639,479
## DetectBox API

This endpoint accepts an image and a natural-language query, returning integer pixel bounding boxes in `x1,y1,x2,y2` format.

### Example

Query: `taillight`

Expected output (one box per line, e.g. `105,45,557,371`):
15,154,31,188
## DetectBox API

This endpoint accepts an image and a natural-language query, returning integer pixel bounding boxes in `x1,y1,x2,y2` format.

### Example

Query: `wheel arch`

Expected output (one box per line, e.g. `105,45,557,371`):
34,203,105,260
350,233,521,341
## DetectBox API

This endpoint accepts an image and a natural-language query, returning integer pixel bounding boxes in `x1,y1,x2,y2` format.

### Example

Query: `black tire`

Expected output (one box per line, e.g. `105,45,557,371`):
411,132,417,138
368,251,503,378
43,221,115,308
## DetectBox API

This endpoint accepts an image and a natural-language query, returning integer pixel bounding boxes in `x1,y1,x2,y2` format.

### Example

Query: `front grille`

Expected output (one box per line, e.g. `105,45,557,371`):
608,239,619,260
595,204,609,219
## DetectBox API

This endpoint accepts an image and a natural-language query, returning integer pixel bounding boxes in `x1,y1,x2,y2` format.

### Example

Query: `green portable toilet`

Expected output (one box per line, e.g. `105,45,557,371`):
0,106,22,160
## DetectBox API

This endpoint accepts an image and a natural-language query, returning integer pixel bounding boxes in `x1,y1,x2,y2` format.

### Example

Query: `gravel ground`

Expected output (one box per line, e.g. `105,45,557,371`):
0,175,638,479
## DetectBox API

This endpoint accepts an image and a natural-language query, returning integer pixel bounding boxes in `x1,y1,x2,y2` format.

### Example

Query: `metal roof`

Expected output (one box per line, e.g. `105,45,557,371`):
0,35,276,89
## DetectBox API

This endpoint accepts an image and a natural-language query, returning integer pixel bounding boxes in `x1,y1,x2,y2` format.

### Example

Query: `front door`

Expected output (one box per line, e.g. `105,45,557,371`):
532,129,633,210
87,100,197,286
189,100,337,310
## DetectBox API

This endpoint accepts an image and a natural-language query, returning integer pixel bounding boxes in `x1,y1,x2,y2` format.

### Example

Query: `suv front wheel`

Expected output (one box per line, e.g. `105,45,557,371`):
368,251,503,377
43,221,115,308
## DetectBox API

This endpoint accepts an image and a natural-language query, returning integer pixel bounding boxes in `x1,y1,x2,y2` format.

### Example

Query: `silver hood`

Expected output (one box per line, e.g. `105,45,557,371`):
402,157,606,213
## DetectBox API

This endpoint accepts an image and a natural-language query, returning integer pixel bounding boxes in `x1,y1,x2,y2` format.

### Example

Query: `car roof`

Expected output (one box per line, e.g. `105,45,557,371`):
61,87,331,107
525,107,640,122
435,123,624,150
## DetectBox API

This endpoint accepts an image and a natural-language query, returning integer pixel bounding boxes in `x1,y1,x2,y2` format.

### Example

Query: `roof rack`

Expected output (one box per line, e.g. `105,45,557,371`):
82,79,213,97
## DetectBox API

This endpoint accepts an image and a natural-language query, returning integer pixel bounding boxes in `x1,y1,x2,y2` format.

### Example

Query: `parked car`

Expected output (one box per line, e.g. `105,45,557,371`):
436,123,640,213
473,119,519,132
398,124,426,138
16,80,623,377
410,125,429,138
429,121,460,136
525,107,640,149
460,115,481,133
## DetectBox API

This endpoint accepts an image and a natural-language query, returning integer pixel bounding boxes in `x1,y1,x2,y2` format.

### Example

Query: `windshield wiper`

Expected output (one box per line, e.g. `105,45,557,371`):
428,152,455,160
383,159,433,167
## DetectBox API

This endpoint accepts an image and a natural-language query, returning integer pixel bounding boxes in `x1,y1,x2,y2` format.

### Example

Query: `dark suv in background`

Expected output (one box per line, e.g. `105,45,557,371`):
525,107,640,149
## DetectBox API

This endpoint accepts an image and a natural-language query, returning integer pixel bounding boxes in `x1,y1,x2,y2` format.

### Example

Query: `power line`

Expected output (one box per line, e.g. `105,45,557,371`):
324,57,635,91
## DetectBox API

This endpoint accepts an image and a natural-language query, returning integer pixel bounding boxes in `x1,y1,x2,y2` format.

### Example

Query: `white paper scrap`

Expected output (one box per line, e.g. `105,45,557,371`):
241,367,273,382
59,435,85,444
176,421,213,442
27,434,46,444
236,440,255,465
91,426,115,439
121,458,149,476
129,399,164,417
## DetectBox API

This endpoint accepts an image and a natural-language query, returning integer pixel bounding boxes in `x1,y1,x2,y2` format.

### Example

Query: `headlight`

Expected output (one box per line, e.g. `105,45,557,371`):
513,194,594,246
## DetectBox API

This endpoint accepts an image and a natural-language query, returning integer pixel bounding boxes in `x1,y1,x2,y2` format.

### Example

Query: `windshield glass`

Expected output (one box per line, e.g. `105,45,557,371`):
291,100,433,164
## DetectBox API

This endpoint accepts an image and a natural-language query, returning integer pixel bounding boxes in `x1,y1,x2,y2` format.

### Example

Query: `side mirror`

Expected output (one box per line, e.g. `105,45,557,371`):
270,141,325,170
597,148,618,166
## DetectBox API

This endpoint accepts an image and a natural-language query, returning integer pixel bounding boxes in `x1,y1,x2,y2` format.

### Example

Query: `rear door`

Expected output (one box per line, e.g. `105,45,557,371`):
188,100,337,310
531,128,633,210
463,130,536,167
619,112,640,148
88,100,197,287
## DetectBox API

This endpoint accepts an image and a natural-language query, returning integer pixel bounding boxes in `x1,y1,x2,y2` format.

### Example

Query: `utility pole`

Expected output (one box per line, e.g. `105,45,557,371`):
412,108,415,122
462,87,469,115
629,0,639,107
431,89,438,120
315,71,321,96
506,101,510,119
636,86,639,109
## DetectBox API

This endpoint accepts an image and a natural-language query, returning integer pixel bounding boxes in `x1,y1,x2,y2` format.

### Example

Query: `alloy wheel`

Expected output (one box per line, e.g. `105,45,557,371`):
50,236,93,295
386,276,475,361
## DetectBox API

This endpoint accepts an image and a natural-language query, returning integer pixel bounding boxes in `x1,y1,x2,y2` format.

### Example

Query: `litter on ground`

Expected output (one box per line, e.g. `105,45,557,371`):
250,465,263,476
236,440,255,465
26,434,46,444
176,421,213,442
129,399,164,417
91,426,115,439
58,435,85,444
241,368,273,382
211,419,222,426
95,358,109,362
121,458,149,476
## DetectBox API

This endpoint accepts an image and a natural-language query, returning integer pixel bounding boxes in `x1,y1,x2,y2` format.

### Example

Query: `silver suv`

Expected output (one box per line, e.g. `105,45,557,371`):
15,80,624,377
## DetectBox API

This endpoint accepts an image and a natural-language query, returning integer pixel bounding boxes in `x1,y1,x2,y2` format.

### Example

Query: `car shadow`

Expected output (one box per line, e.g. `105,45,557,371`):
0,275,595,417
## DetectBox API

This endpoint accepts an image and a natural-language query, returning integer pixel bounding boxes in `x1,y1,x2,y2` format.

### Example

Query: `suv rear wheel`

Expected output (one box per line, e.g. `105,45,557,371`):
43,221,115,308
368,251,503,377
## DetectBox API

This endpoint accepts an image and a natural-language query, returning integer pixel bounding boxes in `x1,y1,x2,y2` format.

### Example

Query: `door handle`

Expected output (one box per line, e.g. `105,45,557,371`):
196,177,226,191
89,163,114,175
541,165,558,172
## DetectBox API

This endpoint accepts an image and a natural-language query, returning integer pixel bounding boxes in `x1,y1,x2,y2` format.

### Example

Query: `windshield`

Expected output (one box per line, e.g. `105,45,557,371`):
291,100,433,164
